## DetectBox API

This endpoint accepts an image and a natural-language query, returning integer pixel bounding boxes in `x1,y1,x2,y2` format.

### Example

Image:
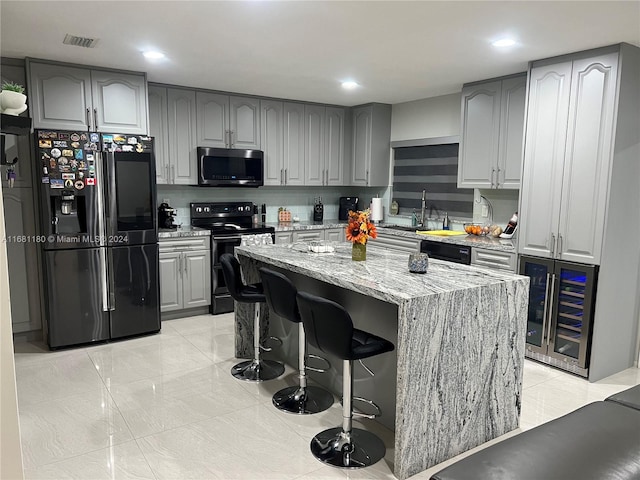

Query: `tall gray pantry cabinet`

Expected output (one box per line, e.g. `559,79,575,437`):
518,43,640,381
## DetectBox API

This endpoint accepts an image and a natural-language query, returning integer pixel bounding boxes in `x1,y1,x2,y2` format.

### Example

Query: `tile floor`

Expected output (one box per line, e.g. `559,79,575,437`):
13,313,640,479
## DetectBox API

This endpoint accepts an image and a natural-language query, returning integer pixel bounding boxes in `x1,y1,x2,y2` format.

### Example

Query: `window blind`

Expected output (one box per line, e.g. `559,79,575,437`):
392,144,473,219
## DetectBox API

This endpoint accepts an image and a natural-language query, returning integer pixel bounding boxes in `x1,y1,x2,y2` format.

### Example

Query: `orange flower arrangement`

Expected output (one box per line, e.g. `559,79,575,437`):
345,209,377,245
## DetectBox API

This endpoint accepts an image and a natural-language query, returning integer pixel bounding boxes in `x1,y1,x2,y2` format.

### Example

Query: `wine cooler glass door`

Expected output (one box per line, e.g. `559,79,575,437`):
520,256,555,355
548,262,597,369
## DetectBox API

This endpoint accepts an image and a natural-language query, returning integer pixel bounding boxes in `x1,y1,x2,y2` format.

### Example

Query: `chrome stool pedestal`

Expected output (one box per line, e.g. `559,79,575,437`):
259,267,333,414
272,323,333,414
220,253,284,383
309,360,385,468
231,302,285,382
296,291,394,470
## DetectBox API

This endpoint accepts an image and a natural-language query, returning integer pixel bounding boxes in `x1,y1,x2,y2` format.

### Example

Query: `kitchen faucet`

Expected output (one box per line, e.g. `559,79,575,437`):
420,189,427,227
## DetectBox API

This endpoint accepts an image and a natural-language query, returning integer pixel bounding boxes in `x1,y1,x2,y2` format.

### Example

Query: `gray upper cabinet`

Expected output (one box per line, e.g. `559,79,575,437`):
261,100,284,186
196,92,228,148
304,104,325,185
458,74,525,189
324,107,346,186
148,85,170,184
28,61,148,134
283,102,305,186
196,92,259,149
519,52,619,265
229,96,260,149
167,88,197,185
351,103,392,186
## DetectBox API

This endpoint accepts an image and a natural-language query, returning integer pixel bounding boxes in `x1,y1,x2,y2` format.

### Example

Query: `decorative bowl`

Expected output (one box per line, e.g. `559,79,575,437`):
463,223,487,236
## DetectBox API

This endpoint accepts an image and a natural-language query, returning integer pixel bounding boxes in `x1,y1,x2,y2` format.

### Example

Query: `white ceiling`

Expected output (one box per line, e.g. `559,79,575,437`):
1,1,639,106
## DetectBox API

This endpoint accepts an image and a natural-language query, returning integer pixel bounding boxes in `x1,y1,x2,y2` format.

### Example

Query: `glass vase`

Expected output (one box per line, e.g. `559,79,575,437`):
352,242,367,261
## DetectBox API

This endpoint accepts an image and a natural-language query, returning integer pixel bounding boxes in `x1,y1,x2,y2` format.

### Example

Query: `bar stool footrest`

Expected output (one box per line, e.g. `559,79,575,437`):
340,396,382,419
305,354,331,373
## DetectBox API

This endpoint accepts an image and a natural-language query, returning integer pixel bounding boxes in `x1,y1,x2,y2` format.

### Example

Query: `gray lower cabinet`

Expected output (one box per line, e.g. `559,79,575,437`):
351,103,392,186
2,187,42,333
276,228,347,245
470,248,516,272
369,231,421,253
159,238,210,313
28,61,148,134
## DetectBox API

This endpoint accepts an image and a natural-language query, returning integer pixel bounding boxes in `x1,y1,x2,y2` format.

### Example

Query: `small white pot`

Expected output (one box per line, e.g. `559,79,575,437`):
0,90,27,115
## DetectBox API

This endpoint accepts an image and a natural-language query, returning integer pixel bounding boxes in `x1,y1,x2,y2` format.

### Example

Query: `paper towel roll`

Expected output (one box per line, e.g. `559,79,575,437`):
370,197,383,222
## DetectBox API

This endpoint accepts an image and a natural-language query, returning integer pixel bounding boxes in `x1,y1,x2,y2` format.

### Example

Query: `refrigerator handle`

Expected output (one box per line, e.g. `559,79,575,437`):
95,152,106,245
546,273,557,346
100,248,109,312
107,248,116,311
52,216,59,235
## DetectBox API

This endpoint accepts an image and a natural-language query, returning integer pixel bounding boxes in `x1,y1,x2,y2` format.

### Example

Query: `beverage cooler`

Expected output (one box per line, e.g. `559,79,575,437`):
519,256,598,377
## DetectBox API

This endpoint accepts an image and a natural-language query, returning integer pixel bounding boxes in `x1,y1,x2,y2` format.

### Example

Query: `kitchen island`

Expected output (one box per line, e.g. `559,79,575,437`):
234,243,529,480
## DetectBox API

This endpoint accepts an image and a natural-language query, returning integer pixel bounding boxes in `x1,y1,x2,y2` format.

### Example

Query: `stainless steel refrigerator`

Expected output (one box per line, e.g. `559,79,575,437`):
519,255,598,377
37,130,160,349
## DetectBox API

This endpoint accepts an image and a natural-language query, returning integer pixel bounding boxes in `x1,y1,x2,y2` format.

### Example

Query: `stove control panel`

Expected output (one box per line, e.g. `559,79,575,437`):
191,202,254,219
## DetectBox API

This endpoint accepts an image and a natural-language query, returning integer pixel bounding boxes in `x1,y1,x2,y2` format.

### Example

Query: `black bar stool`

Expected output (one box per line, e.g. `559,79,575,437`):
296,291,395,469
220,253,284,382
259,267,334,415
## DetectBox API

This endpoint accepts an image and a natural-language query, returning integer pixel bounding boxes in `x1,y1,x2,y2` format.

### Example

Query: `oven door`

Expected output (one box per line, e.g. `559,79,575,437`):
211,235,243,314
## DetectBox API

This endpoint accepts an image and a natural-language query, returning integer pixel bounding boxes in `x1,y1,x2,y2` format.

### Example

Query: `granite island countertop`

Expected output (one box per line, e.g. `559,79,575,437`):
234,242,529,480
268,219,346,231
158,226,211,239
236,242,523,303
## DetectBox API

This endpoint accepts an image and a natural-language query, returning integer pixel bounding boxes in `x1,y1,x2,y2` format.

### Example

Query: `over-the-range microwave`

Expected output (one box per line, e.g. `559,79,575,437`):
197,147,264,187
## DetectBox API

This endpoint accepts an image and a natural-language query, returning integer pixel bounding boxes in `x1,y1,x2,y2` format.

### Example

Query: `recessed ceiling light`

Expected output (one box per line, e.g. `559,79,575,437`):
143,51,165,60
341,81,359,90
492,38,516,48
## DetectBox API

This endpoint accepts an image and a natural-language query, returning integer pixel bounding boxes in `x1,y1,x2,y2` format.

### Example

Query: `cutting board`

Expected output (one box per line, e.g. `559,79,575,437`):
416,230,467,236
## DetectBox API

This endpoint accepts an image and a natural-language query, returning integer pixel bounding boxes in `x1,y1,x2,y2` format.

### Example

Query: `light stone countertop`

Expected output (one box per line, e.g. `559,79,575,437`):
236,243,523,303
376,226,517,253
158,226,211,239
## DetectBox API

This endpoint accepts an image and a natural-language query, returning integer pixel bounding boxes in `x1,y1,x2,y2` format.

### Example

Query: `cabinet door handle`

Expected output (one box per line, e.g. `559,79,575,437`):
366,170,369,185
171,165,175,184
491,168,496,188
546,273,557,346
550,233,556,256
165,165,169,182
184,254,188,275
93,108,99,132
496,167,501,188
285,169,288,185
558,235,563,257
178,255,182,278
229,130,234,148
280,168,283,185
86,108,91,130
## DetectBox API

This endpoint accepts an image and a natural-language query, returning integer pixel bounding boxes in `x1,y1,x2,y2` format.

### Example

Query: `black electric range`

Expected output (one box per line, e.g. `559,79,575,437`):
191,202,275,314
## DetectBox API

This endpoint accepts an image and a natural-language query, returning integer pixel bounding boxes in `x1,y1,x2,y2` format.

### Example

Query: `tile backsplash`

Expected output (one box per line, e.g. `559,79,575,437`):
157,185,388,226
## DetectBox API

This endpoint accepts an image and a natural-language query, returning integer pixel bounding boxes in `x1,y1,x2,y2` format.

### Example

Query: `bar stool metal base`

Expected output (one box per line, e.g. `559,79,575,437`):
310,427,386,469
231,359,284,382
272,386,334,414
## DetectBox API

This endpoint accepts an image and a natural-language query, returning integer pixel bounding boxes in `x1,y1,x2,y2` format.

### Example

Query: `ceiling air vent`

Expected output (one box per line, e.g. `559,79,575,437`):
62,34,99,48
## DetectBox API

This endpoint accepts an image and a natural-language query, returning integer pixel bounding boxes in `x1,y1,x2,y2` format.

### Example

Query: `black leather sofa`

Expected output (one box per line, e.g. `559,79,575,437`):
430,384,640,480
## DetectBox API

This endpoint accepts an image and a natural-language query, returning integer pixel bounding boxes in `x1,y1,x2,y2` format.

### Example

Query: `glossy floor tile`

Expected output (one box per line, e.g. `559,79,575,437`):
13,313,640,479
